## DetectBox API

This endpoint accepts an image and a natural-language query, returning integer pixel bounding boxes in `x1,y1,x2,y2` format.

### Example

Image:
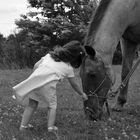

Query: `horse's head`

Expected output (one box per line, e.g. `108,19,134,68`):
80,45,112,121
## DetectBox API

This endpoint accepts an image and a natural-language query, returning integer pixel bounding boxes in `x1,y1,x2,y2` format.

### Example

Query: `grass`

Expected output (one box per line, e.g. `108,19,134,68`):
0,65,140,140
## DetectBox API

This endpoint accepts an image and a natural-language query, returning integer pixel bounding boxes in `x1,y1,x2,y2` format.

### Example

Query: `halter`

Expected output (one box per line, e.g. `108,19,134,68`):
82,54,111,120
85,74,111,119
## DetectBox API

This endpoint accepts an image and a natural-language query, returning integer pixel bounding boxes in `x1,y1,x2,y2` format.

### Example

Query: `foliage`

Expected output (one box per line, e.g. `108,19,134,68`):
0,34,25,69
1,0,98,68
0,34,6,64
13,0,97,67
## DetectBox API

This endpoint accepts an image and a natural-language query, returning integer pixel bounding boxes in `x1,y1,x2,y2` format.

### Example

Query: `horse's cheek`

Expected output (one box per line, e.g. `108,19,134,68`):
106,66,116,85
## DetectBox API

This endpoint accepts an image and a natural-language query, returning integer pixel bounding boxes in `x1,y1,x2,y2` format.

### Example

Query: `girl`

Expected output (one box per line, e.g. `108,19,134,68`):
13,40,88,133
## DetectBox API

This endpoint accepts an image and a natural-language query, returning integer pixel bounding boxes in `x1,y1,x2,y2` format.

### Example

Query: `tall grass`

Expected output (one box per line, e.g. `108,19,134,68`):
0,67,140,139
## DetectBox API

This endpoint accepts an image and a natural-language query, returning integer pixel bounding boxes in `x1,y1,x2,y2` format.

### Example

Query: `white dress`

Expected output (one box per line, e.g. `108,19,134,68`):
13,54,74,109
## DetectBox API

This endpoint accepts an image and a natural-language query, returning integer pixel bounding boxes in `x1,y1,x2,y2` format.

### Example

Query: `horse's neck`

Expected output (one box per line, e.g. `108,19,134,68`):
86,0,136,67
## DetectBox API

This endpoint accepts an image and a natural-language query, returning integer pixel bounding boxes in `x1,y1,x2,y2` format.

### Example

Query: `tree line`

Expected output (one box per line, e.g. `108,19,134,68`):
0,0,122,69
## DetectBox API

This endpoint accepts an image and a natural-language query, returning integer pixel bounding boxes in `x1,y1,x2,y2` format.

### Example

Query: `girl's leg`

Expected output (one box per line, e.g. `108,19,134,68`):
40,85,57,129
47,108,56,128
20,98,38,130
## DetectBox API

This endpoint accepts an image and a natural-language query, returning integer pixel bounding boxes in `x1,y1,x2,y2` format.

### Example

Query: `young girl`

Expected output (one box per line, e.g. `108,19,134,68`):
13,40,88,133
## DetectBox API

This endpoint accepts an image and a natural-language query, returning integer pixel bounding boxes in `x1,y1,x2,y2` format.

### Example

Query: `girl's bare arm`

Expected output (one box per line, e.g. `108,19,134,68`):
68,77,88,100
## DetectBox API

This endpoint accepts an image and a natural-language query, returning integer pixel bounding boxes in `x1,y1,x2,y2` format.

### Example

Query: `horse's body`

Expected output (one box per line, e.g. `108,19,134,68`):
81,0,140,118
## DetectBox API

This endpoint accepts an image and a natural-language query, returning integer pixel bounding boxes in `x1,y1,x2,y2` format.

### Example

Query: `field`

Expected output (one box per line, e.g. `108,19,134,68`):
0,65,140,140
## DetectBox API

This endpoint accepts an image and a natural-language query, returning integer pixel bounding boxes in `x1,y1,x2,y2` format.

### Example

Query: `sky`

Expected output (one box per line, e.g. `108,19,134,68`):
0,0,28,37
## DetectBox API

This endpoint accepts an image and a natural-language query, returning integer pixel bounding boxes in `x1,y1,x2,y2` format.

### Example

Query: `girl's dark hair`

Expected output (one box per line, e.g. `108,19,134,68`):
50,41,85,68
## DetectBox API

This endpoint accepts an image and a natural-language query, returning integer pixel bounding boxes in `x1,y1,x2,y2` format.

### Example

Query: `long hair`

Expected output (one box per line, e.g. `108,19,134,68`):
50,41,85,68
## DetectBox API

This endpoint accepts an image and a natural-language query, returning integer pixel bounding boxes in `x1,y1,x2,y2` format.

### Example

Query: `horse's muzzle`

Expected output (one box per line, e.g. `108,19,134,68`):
85,106,102,121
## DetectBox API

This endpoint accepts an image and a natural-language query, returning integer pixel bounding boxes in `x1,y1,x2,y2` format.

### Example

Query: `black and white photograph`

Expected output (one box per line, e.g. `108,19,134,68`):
0,0,140,139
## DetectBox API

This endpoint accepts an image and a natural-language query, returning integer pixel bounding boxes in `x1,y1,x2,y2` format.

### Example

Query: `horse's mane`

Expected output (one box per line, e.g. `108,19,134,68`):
85,0,112,46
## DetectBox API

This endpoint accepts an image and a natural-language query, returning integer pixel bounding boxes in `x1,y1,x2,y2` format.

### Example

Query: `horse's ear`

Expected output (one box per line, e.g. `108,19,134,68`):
84,45,96,57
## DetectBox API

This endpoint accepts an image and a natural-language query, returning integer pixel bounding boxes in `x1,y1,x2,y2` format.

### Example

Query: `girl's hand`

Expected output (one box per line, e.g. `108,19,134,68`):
68,77,88,100
81,93,88,101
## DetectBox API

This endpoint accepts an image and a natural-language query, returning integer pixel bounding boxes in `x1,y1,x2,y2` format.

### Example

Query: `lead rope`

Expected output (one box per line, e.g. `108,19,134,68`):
89,91,110,116
89,75,111,116
109,56,140,98
89,91,100,112
91,75,107,94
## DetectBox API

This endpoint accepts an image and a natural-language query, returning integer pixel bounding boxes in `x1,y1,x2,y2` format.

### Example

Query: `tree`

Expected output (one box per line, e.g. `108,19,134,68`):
27,0,97,44
0,34,6,65
15,0,97,66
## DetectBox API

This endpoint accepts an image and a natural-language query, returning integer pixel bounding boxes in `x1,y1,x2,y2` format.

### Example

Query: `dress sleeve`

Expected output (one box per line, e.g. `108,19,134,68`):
67,66,75,77
41,53,48,60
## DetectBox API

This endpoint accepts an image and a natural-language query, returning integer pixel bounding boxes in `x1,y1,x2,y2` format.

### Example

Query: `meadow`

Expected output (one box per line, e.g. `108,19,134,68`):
0,65,140,140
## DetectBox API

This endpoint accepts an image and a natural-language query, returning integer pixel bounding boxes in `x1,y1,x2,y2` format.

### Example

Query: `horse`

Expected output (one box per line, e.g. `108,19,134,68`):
80,0,140,120
80,46,112,120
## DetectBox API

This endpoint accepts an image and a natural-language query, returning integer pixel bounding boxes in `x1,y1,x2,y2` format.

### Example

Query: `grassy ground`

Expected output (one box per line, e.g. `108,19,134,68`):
0,65,140,140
